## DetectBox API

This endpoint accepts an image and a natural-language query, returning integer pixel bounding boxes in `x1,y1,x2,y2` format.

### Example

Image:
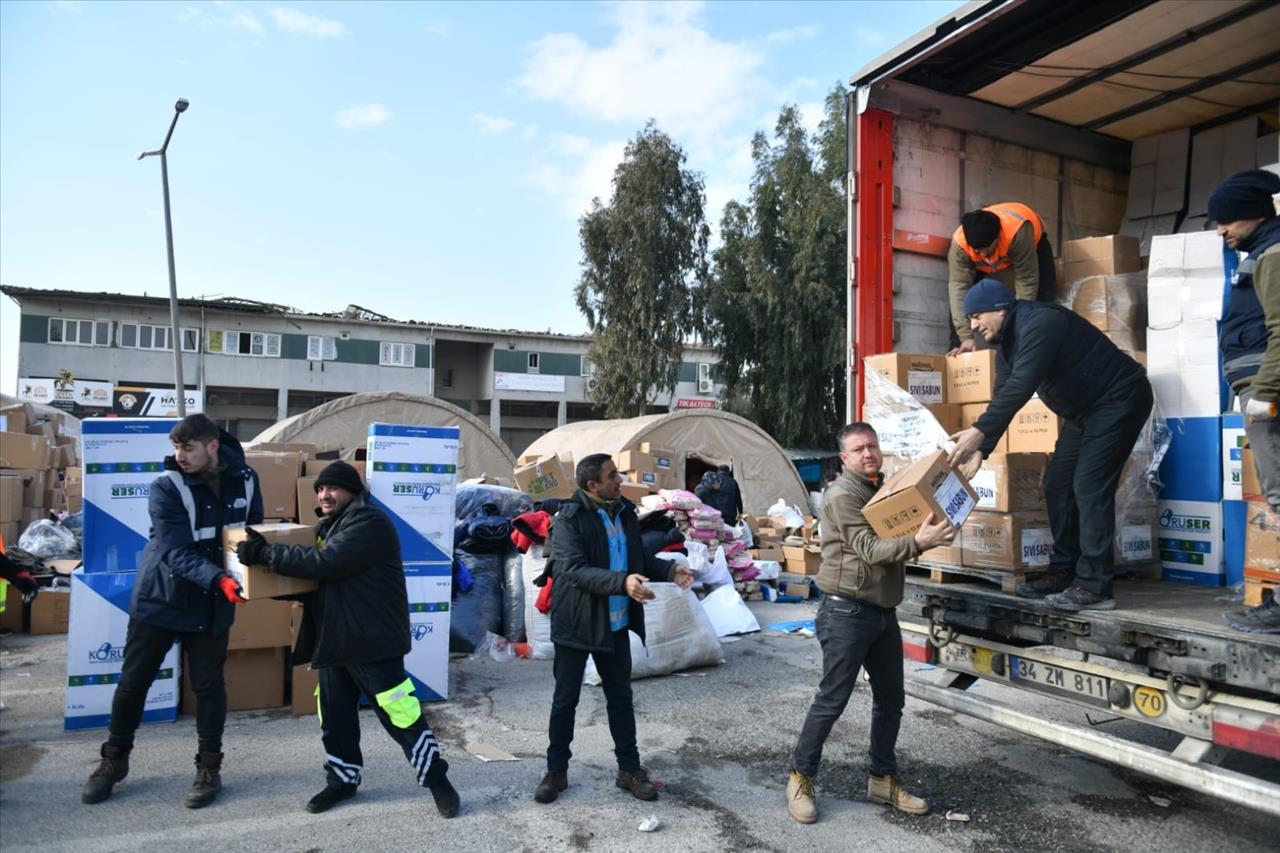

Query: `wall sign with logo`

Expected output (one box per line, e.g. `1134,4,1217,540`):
494,372,566,393
18,377,113,413
675,398,718,410
112,386,203,417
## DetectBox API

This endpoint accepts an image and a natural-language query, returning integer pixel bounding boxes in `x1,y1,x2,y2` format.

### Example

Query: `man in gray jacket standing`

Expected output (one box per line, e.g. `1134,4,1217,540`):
786,423,955,824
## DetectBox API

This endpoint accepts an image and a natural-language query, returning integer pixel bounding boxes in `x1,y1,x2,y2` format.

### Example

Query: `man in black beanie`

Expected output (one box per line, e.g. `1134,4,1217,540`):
234,460,462,816
1211,169,1280,633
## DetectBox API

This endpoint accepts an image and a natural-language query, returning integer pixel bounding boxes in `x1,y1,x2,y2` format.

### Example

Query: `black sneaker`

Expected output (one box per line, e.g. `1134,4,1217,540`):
428,776,460,818
1016,572,1072,599
306,781,358,813
1045,587,1115,612
1223,597,1280,634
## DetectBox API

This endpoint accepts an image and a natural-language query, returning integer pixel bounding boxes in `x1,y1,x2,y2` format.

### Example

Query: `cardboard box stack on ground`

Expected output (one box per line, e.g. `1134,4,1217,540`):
1243,500,1280,606
366,423,458,700
863,450,978,540
782,544,821,575
179,597,294,712
222,523,319,599
864,353,948,405
962,511,1053,571
513,452,576,501
1057,236,1148,359
289,603,318,716
246,450,307,521
616,449,675,492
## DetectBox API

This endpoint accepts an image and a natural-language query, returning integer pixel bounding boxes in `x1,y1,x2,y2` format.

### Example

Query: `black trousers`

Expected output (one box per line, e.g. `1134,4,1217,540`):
950,233,1057,350
1044,378,1154,596
108,618,227,753
316,658,447,788
546,629,640,773
792,596,904,778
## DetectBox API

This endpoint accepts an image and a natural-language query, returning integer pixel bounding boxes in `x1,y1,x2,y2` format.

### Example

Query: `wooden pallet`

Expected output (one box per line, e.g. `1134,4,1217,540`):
909,561,1030,594
1244,578,1278,607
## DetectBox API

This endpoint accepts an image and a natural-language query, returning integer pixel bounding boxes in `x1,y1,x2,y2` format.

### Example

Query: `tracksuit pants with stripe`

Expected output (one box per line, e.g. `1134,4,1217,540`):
316,657,448,789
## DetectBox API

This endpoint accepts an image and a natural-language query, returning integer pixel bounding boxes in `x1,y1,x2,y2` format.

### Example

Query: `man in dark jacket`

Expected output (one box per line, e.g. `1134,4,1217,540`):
82,414,262,808
235,460,460,818
533,453,694,805
948,280,1153,612
694,465,744,526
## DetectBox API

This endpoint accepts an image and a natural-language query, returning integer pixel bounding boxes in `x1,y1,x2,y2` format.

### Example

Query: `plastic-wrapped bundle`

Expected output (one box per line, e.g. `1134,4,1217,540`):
502,546,525,642
722,539,746,556
862,367,950,479
690,508,722,523
728,551,754,570
660,489,702,511
690,518,723,532
17,519,79,560
450,551,503,653
521,545,554,659
687,528,718,542
640,494,670,512
455,484,533,521
1114,406,1170,570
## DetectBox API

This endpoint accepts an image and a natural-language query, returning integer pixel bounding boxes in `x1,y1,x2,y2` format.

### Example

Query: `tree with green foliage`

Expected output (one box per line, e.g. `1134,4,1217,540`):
576,121,710,418
703,84,848,447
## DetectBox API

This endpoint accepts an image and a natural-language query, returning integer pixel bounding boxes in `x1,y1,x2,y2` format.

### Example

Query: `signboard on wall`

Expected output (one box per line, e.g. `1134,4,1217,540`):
675,398,718,410
18,377,113,412
494,372,566,393
112,386,203,417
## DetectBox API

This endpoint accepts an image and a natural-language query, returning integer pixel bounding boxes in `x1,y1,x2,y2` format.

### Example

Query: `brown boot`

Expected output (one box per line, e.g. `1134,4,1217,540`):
868,772,928,815
534,770,568,804
615,767,658,801
82,743,131,804
184,751,223,809
786,770,817,824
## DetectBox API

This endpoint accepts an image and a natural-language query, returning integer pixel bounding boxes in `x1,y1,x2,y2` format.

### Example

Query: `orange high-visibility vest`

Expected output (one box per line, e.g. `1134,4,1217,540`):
952,202,1045,275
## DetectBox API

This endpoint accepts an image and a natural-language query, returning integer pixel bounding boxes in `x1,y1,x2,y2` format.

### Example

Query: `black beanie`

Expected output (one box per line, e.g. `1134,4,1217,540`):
961,209,1001,249
314,460,363,495
1208,169,1280,223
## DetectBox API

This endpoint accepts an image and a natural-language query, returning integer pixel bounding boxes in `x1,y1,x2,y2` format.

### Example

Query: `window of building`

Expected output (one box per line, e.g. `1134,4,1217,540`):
442,368,454,389
698,362,711,381
580,357,595,377
119,323,198,352
380,342,414,367
527,352,540,371
48,317,110,346
307,336,337,360
208,330,282,357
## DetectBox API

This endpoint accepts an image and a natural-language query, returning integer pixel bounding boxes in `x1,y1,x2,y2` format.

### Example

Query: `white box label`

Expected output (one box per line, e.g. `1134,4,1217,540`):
1020,528,1053,566
906,370,944,405
971,469,998,510
1120,524,1154,561
934,473,976,528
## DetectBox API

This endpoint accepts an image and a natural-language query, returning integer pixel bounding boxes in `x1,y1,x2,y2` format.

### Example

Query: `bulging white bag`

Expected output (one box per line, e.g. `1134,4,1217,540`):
584,584,722,683
701,584,761,637
520,545,554,660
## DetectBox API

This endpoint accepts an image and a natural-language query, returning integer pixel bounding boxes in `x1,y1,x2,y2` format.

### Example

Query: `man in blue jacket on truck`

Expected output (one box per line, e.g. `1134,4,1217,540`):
947,279,1154,612
81,413,262,808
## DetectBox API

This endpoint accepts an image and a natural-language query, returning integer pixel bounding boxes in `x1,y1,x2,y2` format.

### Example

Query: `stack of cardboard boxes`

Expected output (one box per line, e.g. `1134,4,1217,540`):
513,443,676,505
1,401,81,545
616,444,676,499
1240,450,1279,606
1057,235,1147,363
513,452,576,501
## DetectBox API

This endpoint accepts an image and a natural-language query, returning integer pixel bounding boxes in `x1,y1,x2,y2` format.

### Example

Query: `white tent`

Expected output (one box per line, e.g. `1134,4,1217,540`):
520,410,809,516
250,392,514,481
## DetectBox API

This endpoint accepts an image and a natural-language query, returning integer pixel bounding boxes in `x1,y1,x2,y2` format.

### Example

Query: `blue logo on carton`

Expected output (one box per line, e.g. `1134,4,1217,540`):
411,622,433,640
89,643,125,664
392,482,442,502
1158,509,1212,530
110,483,151,499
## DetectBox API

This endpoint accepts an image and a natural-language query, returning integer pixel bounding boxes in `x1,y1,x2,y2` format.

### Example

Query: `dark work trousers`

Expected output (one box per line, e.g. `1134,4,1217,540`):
1043,377,1154,597
317,657,447,788
107,618,228,753
546,628,640,773
950,233,1057,353
792,596,904,778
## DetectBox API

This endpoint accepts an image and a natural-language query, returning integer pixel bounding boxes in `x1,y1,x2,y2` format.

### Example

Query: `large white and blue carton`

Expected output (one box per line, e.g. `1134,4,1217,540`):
65,569,180,730
1222,412,1248,587
1156,500,1224,586
82,419,178,572
366,423,458,700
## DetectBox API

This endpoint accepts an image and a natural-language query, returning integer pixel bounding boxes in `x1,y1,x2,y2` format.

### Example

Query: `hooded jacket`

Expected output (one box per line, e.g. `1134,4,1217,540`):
544,490,679,653
265,493,411,668
132,429,263,634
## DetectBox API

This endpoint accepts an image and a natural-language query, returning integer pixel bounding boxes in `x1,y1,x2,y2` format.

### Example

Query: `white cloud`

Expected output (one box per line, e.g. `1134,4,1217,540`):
176,4,264,35
230,10,263,34
526,139,628,217
766,24,818,44
855,26,886,46
335,103,390,129
424,21,452,37
472,113,517,135
271,7,345,37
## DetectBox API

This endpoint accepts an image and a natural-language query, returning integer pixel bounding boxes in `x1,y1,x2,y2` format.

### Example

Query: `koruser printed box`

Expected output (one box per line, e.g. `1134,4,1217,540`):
81,419,178,572
366,424,460,563
405,565,451,701
66,569,180,730
1157,500,1224,586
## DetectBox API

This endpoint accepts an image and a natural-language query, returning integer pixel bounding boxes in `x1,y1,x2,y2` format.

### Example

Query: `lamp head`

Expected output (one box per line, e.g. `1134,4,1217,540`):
175,99,189,113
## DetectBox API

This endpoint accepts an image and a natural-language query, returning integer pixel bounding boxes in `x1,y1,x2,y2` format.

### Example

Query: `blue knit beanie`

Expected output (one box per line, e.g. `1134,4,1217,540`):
1208,169,1280,222
963,278,1015,316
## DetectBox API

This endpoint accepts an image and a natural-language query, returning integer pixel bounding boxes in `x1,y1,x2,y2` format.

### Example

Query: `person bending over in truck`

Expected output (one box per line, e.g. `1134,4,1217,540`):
947,202,1055,355
786,422,955,825
233,460,461,818
82,413,262,809
947,279,1153,613
1212,170,1280,634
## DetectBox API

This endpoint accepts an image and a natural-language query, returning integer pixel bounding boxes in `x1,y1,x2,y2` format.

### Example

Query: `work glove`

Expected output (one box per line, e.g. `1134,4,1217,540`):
217,574,247,604
11,570,39,605
1245,396,1278,421
235,528,268,567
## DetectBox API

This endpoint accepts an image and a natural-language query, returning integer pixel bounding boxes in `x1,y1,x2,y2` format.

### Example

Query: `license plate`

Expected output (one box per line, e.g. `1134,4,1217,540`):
1009,655,1109,707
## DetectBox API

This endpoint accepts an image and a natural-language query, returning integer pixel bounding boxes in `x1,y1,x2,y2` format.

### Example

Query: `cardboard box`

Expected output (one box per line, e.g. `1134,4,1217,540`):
366,423,461,564
1068,273,1146,332
1,432,49,470
1061,235,1141,281
959,404,1010,454
184,647,287,712
753,546,785,562
248,442,317,460
921,530,963,566
228,598,294,650
616,450,654,476
246,451,303,520
513,453,575,501
864,353,947,405
292,664,319,716
1244,499,1280,575
1242,447,1262,501
304,459,366,478
0,581,23,631
1008,399,1062,454
970,453,1047,513
26,421,57,440
927,404,961,436
637,444,676,471
619,482,651,502
0,521,19,547
782,544,822,575
945,350,997,405
1157,499,1223,586
405,566,452,700
17,469,45,507
1222,413,1247,501
222,524,320,599
863,450,978,540
82,419,177,573
29,587,71,634
0,474,22,522
961,511,1053,570
296,476,320,522
0,403,32,434
21,507,46,527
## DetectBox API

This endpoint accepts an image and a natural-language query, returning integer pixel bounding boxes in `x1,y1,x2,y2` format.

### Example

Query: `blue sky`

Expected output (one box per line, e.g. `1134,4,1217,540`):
0,0,961,395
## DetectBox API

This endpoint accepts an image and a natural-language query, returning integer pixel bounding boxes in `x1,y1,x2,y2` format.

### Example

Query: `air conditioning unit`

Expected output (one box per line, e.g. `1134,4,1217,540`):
697,378,713,394
586,377,600,393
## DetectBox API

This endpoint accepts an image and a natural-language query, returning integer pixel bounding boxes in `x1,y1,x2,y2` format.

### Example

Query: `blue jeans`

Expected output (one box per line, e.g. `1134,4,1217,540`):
792,596,904,777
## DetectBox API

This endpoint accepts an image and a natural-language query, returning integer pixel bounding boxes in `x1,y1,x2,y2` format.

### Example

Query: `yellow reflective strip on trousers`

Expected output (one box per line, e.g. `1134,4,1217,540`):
314,683,323,725
0,579,7,614
375,678,422,728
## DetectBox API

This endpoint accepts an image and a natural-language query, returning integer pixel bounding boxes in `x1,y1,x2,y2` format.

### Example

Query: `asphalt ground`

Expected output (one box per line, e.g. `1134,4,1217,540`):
1,598,1275,853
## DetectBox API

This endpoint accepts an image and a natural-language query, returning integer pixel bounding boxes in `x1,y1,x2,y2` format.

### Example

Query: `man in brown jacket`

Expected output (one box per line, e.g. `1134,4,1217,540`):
785,423,955,825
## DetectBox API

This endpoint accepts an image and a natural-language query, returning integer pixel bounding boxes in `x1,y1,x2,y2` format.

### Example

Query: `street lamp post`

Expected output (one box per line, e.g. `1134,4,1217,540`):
138,98,190,418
